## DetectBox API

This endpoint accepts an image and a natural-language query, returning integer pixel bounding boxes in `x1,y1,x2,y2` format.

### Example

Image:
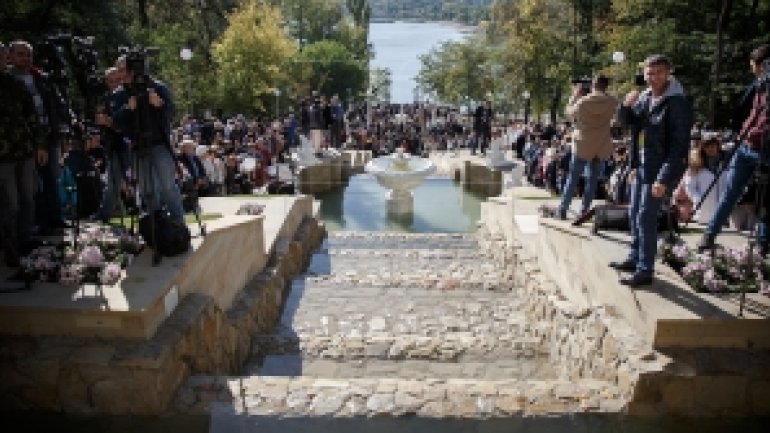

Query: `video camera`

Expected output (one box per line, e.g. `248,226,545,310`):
118,45,159,94
571,77,592,95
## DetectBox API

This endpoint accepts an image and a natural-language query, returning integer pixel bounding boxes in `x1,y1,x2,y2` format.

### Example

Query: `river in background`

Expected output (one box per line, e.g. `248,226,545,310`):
369,21,474,103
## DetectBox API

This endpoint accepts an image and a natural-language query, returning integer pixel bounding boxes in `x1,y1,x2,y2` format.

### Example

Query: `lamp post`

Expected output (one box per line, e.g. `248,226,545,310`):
522,90,531,126
273,87,281,119
179,47,193,115
612,51,625,92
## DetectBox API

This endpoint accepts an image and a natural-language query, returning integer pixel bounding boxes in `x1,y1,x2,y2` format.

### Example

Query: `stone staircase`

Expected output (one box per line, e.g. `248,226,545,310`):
174,232,624,431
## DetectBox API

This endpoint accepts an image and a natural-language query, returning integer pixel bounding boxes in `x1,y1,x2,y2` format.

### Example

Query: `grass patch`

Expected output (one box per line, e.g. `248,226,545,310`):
109,213,223,228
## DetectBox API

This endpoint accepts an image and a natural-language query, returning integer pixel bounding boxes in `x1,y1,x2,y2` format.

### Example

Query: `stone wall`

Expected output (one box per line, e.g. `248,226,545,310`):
478,208,770,418
0,218,326,415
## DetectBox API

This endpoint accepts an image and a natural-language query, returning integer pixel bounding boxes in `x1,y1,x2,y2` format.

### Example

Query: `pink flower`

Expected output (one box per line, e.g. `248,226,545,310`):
99,263,122,286
78,245,105,267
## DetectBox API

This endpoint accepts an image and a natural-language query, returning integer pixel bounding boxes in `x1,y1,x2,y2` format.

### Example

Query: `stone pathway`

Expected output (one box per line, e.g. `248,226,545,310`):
175,232,624,429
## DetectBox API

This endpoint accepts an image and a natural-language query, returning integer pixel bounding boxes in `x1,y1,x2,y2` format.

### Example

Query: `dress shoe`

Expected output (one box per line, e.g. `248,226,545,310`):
572,208,595,227
696,232,716,253
608,260,636,272
620,273,653,287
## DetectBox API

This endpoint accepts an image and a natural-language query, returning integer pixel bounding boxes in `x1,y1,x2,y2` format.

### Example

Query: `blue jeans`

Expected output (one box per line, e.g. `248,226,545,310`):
626,178,664,275
706,144,767,243
558,154,600,217
0,158,36,259
97,148,131,221
135,145,184,224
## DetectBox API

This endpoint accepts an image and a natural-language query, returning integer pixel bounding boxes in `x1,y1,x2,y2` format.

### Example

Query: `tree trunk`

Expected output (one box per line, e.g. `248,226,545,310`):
137,0,149,28
709,0,733,127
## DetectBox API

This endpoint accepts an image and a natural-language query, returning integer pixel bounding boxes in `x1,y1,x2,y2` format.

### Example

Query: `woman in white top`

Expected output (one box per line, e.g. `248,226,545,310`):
680,147,722,224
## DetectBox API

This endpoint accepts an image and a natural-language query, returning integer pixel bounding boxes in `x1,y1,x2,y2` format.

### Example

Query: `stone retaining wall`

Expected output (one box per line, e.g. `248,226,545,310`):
0,218,326,415
478,211,770,418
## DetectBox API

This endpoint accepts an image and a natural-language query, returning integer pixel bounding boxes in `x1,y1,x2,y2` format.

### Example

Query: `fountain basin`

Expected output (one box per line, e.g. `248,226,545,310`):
365,153,436,215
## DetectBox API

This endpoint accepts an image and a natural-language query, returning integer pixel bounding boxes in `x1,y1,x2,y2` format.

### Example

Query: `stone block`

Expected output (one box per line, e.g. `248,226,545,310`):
661,378,694,415
693,376,747,413
748,380,770,415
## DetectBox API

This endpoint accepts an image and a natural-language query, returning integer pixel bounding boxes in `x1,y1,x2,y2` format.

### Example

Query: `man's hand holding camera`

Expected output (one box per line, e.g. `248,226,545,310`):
126,88,164,110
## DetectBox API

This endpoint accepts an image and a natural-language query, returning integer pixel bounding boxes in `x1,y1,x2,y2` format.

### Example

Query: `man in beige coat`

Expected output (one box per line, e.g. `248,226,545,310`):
556,75,619,220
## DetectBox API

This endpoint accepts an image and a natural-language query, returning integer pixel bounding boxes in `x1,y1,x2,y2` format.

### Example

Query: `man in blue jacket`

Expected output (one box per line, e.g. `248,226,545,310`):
611,55,693,287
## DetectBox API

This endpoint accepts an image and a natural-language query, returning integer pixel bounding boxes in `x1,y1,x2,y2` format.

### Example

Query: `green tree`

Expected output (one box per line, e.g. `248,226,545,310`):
291,40,367,100
212,0,295,115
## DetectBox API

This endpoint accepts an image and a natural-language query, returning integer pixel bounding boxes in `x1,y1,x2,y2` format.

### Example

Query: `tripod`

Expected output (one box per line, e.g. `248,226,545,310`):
692,66,770,316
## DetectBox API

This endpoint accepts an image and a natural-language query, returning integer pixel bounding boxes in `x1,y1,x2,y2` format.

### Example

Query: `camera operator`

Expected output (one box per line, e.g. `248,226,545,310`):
610,54,693,287
698,44,770,254
8,40,70,234
0,42,46,278
555,75,619,221
93,66,131,223
112,54,185,225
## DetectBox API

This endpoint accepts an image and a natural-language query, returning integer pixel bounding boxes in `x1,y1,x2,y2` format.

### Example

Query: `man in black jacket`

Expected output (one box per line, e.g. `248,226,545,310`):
611,54,693,287
112,55,185,225
0,42,46,274
8,40,70,233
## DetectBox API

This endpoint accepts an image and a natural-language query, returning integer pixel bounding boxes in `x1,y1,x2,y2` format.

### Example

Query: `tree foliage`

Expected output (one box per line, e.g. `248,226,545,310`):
291,40,367,100
212,0,295,115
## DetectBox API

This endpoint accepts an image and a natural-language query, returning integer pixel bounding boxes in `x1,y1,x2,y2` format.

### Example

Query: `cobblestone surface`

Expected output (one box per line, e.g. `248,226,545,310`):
174,231,628,418
177,375,625,417
246,233,547,370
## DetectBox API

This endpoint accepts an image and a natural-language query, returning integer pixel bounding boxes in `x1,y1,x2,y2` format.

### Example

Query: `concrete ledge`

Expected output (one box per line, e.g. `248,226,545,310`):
0,216,326,415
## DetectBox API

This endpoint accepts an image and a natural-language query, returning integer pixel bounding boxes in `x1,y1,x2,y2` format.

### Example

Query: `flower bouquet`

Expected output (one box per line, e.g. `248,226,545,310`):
20,224,144,287
236,202,265,216
660,241,770,295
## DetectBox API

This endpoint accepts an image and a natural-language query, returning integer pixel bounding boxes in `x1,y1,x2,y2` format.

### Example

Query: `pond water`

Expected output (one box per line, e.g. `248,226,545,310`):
313,175,490,233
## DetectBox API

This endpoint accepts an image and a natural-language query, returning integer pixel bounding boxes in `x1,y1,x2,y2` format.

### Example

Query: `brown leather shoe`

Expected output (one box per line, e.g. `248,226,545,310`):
572,208,595,227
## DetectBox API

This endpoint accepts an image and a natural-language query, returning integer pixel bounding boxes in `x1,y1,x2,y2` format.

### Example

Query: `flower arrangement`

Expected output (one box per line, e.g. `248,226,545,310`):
660,241,770,295
236,202,265,216
20,224,144,287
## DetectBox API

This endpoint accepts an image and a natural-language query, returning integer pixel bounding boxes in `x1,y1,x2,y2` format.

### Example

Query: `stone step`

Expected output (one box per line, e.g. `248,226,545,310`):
324,233,479,250
246,355,554,380
176,375,624,419
249,332,543,361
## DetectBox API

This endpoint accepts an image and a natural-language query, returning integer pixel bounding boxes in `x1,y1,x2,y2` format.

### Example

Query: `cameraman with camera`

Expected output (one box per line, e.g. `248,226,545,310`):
93,66,131,223
698,44,770,254
556,75,619,221
0,42,46,277
112,52,185,225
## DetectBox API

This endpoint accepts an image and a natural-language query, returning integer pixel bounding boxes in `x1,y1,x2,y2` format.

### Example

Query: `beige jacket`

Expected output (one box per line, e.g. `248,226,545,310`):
566,91,619,161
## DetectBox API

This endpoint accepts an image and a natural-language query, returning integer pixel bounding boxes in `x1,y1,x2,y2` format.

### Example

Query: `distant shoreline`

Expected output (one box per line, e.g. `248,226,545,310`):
370,19,478,33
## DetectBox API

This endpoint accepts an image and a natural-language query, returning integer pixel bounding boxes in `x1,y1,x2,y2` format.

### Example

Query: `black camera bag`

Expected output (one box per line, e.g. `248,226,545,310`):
138,210,190,257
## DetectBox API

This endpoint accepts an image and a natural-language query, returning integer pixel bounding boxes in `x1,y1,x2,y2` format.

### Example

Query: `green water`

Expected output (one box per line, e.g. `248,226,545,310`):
314,175,491,233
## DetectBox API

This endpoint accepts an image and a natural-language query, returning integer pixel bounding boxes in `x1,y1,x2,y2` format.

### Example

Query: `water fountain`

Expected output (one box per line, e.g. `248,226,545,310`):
365,148,436,215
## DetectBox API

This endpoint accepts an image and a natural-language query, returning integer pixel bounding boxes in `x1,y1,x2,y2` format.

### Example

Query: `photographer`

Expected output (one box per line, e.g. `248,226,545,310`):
556,75,619,220
698,44,770,254
93,66,131,223
8,40,70,234
0,41,46,277
610,54,693,287
112,53,185,225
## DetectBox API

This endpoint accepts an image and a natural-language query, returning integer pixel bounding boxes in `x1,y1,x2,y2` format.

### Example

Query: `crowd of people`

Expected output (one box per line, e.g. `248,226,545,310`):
1,33,767,289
